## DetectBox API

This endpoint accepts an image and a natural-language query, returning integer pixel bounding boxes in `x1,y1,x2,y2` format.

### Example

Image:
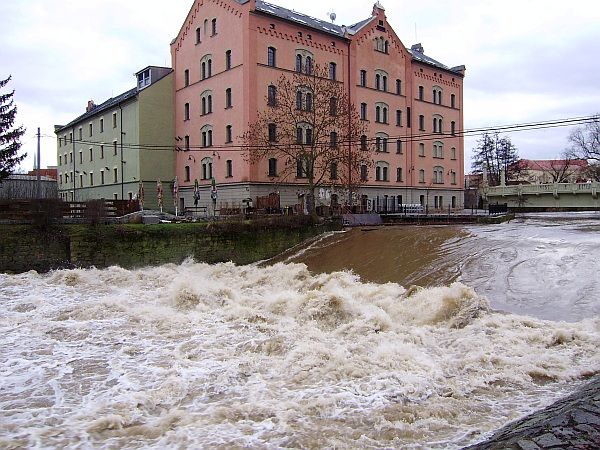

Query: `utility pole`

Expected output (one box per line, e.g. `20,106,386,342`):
36,127,41,199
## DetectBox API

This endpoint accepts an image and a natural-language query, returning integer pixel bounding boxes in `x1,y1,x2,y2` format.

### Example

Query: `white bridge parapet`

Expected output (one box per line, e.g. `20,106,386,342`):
483,182,599,207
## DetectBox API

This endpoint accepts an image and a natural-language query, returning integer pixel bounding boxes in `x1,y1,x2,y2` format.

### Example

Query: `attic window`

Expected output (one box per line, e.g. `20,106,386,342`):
420,68,423,72
378,20,384,26
307,34,312,40
331,41,336,47
298,31,303,37
270,23,275,29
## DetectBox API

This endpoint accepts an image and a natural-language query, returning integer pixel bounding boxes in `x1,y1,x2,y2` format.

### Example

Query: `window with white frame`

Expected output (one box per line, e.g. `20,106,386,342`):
201,90,213,115
374,69,388,91
419,142,425,157
432,86,443,105
201,157,213,179
433,114,443,133
375,132,389,153
201,125,213,148
375,161,389,181
295,49,314,74
433,166,444,184
433,141,444,158
375,102,388,124
200,55,212,79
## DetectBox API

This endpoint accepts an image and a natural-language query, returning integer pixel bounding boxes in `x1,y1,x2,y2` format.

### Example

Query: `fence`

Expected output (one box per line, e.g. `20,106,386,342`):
0,199,140,223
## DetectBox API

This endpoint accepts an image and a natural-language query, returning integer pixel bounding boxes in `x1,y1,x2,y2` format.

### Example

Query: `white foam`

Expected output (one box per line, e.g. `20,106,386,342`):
1,262,598,448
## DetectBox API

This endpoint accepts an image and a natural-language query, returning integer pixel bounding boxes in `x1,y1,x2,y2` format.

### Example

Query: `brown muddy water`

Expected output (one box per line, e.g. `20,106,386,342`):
1,213,599,449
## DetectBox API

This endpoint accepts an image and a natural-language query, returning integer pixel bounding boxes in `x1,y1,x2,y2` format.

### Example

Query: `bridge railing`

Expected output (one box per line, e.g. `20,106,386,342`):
485,182,599,197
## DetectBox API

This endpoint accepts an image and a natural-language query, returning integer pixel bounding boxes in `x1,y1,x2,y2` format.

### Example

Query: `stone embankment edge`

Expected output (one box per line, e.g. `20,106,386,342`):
465,374,600,449
0,218,342,273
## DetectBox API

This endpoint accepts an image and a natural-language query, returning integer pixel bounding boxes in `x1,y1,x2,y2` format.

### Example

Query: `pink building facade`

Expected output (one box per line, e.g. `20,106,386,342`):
171,0,465,212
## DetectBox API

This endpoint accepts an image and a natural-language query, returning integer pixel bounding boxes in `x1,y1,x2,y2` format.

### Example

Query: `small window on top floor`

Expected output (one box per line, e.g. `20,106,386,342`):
329,62,337,80
451,94,456,108
184,69,189,87
418,85,424,100
196,27,201,44
267,47,276,67
211,18,217,36
396,79,401,95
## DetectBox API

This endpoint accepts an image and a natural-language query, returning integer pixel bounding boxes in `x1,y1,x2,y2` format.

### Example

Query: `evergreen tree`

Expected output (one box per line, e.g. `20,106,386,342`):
471,132,519,185
0,76,26,182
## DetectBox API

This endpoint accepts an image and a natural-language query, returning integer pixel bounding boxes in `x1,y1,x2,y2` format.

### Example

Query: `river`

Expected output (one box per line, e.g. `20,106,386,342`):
1,213,599,449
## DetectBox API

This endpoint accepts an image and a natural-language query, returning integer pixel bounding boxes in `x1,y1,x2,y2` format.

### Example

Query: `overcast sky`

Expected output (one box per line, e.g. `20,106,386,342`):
2,0,600,173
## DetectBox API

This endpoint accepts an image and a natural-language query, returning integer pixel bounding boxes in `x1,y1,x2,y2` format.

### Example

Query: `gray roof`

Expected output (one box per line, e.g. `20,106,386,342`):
255,0,352,37
408,44,463,74
55,87,138,134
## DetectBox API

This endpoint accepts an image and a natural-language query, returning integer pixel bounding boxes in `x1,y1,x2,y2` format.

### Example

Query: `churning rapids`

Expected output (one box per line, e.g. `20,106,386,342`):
1,213,600,449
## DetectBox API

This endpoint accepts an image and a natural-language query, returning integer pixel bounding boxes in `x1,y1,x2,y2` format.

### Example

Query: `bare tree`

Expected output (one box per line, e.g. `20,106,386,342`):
583,163,600,182
569,115,600,162
546,151,583,183
242,65,373,216
471,132,519,186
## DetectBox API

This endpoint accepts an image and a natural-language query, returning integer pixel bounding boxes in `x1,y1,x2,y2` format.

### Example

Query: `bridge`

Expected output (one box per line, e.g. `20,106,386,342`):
483,182,600,209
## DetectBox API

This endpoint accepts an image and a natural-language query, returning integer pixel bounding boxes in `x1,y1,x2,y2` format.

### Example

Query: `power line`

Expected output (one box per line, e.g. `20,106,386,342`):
48,114,599,153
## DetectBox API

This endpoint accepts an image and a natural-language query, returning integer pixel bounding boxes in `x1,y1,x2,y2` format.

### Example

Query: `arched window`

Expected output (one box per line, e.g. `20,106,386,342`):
200,55,212,79
226,159,233,177
360,103,367,120
184,165,191,182
384,40,389,54
433,86,443,105
419,169,425,183
329,62,337,80
201,125,213,148
211,18,217,36
184,102,190,120
268,157,278,177
305,56,313,74
296,54,303,72
196,27,201,44
433,114,443,133
375,161,389,181
451,121,456,136
296,123,313,145
375,132,389,153
375,70,388,91
433,166,444,184
330,131,338,148
201,90,213,115
268,85,277,106
451,93,456,108
296,91,303,110
396,79,402,95
360,70,367,87
451,147,457,160
225,125,232,143
201,157,213,180
225,50,232,70
396,167,403,182
375,102,389,124
225,88,232,108
330,162,338,180
418,85,424,100
267,47,277,67
268,123,277,142
360,135,368,150
329,97,337,116
305,92,313,111
433,141,444,158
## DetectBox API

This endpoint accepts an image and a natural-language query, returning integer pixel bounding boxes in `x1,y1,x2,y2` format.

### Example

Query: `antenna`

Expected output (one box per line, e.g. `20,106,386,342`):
328,11,336,23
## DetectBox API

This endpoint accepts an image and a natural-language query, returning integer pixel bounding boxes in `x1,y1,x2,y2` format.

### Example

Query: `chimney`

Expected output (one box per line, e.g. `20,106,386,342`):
86,100,96,112
411,43,424,54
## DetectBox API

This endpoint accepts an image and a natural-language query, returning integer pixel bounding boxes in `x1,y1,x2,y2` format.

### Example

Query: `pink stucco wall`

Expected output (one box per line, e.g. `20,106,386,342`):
171,0,464,196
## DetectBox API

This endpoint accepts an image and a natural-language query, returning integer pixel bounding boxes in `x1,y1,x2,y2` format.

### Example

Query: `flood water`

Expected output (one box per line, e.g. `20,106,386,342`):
286,212,600,322
1,213,599,449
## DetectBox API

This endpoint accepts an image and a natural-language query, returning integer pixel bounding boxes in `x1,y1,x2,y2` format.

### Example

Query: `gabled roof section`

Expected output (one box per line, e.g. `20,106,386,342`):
255,0,353,38
55,87,138,134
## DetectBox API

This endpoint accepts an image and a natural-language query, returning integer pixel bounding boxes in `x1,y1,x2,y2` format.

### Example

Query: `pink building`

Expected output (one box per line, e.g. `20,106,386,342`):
171,0,465,213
